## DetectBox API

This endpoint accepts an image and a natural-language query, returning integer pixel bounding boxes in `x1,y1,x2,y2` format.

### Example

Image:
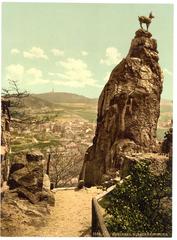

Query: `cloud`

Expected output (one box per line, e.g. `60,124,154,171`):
53,58,101,88
104,72,111,82
25,68,49,84
51,48,64,56
81,51,88,56
6,64,24,81
6,64,49,85
163,68,172,76
100,47,121,66
26,68,42,79
23,47,48,60
11,48,20,54
48,72,56,76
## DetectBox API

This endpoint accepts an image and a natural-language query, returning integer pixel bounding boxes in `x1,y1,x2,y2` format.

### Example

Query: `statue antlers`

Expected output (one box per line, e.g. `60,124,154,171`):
138,12,155,31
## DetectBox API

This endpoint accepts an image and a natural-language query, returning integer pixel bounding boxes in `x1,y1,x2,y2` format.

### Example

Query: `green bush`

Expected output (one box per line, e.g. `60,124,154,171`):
162,127,173,154
105,160,172,237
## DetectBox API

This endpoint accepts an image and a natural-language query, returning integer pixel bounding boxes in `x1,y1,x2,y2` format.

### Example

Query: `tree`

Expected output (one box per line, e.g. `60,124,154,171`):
2,79,30,121
2,79,29,107
49,150,83,187
1,79,29,185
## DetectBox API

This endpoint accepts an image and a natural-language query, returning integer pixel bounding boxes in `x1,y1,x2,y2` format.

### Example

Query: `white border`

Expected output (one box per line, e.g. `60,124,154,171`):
0,0,175,3
0,1,176,240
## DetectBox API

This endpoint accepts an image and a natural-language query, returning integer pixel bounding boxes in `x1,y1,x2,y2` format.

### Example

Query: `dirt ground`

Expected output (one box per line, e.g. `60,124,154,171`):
23,187,102,237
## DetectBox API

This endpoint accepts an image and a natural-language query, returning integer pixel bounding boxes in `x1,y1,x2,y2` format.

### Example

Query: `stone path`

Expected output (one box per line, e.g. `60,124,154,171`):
24,187,102,237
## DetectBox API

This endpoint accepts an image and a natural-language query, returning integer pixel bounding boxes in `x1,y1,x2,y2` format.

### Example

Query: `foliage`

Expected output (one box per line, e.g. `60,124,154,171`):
161,127,173,154
105,160,172,236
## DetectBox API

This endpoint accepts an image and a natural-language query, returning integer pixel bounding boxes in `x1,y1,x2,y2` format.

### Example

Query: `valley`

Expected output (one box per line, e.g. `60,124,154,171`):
9,92,172,187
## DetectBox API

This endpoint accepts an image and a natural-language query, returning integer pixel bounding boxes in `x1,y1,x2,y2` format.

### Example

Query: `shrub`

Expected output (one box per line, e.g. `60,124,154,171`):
105,160,172,237
161,127,172,154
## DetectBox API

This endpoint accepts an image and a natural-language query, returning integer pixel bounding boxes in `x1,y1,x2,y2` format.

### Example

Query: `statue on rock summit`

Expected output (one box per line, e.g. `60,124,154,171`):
138,12,155,31
79,20,163,187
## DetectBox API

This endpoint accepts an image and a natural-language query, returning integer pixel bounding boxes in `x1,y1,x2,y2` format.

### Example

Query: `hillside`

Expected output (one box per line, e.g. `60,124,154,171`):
24,92,172,113
22,95,54,108
34,92,97,104
33,92,172,111
20,92,172,140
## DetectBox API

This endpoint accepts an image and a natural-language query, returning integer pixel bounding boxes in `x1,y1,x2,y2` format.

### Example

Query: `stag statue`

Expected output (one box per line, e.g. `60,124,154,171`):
138,12,155,31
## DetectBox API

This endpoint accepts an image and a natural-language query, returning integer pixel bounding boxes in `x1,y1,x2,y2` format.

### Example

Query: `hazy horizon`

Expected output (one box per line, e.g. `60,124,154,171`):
29,90,172,102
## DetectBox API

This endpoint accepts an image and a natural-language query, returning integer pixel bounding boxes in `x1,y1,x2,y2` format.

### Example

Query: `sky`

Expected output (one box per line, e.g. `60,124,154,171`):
1,3,173,99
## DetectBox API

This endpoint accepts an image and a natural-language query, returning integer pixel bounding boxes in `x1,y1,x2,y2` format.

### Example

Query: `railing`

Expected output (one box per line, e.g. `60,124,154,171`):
78,160,113,237
92,197,110,237
91,185,116,237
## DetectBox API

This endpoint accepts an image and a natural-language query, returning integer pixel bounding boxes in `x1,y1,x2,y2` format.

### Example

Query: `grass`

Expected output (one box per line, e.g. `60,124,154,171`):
71,110,96,122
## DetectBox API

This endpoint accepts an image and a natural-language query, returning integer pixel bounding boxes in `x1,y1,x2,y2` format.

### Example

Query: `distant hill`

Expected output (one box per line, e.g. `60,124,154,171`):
22,95,53,108
23,92,172,117
32,92,172,109
158,99,173,139
34,92,97,104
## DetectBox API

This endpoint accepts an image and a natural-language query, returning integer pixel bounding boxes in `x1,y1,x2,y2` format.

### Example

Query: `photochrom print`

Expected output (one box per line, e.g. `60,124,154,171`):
1,2,173,238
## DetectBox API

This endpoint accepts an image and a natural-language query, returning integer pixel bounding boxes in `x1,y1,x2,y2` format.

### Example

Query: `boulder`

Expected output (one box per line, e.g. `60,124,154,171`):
118,153,169,179
37,190,55,206
101,174,112,183
78,180,85,189
8,161,43,192
43,174,51,191
1,190,51,236
16,187,39,204
9,167,37,187
7,151,45,205
9,161,26,175
26,151,44,162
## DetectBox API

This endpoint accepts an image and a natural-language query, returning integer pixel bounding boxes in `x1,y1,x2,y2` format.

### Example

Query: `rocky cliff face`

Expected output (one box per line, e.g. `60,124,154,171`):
1,99,55,236
82,29,163,186
6,151,55,206
1,151,55,236
1,98,11,189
